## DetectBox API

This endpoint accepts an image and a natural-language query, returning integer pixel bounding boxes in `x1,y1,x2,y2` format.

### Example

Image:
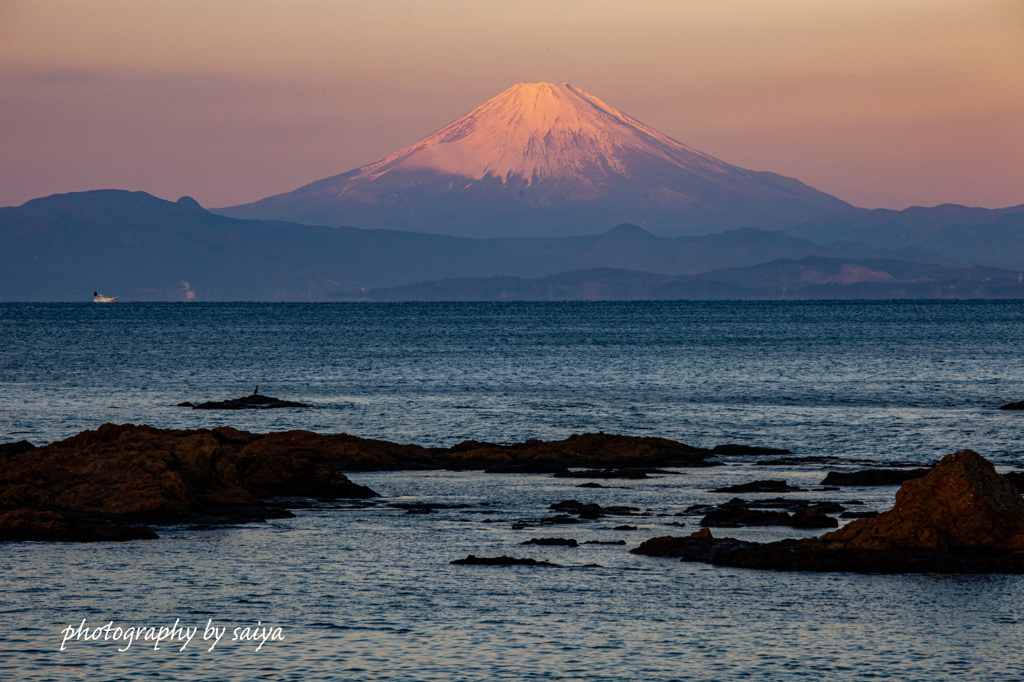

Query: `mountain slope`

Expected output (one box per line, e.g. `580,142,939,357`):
216,82,851,237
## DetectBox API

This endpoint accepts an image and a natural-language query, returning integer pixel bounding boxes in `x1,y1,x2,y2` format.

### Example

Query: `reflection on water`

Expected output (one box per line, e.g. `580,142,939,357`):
3,468,1023,681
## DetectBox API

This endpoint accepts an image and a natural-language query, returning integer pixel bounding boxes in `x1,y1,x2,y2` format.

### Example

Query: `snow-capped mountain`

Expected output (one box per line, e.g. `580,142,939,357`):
218,82,851,237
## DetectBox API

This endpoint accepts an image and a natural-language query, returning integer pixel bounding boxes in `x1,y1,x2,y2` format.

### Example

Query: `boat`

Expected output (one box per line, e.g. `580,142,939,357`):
93,291,118,303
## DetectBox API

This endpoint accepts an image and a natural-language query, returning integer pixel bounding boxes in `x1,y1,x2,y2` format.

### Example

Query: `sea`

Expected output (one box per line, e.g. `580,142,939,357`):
1,301,1023,681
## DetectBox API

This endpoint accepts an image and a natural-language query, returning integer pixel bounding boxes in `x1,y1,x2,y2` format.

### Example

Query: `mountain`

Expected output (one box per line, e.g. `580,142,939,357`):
216,82,851,238
365,258,1024,301
784,204,1024,251
917,214,1024,270
1,191,956,301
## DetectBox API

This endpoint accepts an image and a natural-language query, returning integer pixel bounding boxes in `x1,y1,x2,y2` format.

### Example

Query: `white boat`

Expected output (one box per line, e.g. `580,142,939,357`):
93,291,118,303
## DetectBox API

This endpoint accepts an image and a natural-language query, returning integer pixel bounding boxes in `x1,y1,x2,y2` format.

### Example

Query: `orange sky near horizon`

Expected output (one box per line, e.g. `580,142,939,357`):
1,0,1022,211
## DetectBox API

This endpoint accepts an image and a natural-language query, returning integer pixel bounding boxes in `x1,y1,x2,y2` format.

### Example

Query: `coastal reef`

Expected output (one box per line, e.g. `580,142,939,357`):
0,423,376,543
179,394,309,409
0,424,717,542
633,450,1024,573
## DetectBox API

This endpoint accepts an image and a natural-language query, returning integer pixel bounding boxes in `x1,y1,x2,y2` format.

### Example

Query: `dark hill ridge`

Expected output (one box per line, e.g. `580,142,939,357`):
784,204,1024,255
365,258,1024,301
1,190,966,301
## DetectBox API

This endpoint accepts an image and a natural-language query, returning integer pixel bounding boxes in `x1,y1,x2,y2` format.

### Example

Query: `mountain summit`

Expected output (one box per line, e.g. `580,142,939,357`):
218,82,850,237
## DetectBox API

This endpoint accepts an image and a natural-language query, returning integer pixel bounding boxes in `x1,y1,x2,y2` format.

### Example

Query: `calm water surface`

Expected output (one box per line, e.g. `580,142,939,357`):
2,302,1023,680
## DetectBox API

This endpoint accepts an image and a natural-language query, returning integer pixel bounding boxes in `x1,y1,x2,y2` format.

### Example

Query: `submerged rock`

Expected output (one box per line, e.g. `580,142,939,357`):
484,462,569,474
450,555,559,566
548,500,640,519
712,444,792,456
821,469,929,486
786,509,838,529
711,480,805,493
554,468,669,479
521,538,578,547
700,506,792,527
0,509,157,543
189,394,310,410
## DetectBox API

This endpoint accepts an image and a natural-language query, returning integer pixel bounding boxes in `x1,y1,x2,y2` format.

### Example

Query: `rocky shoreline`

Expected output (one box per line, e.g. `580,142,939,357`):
5,425,1024,575
633,450,1024,573
0,423,724,542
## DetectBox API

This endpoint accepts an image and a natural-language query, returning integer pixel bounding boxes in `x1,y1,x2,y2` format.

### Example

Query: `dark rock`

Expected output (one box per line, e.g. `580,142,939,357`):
177,401,194,407
999,401,1024,410
819,450,1024,552
1004,472,1024,493
711,480,805,493
700,506,792,527
821,469,929,486
386,502,470,510
785,509,838,528
840,511,878,519
550,500,604,518
636,451,1024,573
0,423,377,542
538,514,584,525
521,538,578,547
577,483,606,488
0,440,35,456
191,394,310,410
613,525,638,531
446,432,715,471
450,555,559,566
233,451,376,499
554,468,669,479
739,498,845,514
584,540,626,545
755,456,841,466
484,462,569,474
0,509,157,543
548,500,640,519
712,444,792,456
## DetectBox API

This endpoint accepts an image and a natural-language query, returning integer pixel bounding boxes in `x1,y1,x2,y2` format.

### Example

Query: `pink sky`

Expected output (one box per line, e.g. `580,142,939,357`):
1,0,1022,211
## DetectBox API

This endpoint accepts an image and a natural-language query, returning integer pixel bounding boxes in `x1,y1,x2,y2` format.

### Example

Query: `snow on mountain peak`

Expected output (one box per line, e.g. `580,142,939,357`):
217,82,850,238
354,82,730,189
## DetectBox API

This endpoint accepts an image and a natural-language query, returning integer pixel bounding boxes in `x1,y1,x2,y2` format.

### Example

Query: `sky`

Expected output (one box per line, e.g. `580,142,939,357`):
1,0,1022,211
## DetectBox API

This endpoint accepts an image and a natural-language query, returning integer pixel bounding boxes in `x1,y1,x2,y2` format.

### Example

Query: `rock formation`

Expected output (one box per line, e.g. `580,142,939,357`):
819,450,1024,552
0,423,377,543
182,394,309,409
821,469,929,486
450,555,558,566
445,433,715,470
634,450,1024,573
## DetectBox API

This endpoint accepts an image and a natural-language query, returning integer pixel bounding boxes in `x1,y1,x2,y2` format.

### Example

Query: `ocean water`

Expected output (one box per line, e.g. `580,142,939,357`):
2,301,1024,680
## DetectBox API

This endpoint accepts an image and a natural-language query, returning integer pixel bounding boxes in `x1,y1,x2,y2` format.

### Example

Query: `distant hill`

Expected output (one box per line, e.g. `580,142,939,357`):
364,258,1024,301
1,190,962,302
784,204,1024,256
216,82,850,237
